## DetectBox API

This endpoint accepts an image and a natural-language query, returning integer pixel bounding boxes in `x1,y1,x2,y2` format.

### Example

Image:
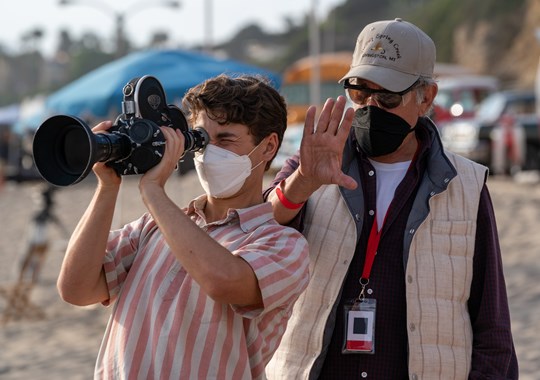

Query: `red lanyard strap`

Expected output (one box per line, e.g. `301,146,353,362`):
362,217,381,281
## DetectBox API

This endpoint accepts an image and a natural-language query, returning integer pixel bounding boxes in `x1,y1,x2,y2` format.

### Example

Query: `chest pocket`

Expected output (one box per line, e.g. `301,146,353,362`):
158,261,187,300
431,220,475,258
158,260,226,324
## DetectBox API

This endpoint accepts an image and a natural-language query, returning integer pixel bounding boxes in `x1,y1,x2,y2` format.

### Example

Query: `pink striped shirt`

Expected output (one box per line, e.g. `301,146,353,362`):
95,196,309,380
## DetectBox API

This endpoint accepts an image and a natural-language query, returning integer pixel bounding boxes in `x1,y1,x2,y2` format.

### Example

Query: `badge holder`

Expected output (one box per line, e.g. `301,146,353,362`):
342,279,376,354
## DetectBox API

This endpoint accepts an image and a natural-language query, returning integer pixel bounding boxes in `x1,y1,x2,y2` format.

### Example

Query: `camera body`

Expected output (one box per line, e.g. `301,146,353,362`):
33,75,209,187
106,75,207,176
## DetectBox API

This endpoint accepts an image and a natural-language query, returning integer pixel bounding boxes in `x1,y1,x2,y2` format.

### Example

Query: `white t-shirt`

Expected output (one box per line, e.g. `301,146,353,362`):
368,159,412,230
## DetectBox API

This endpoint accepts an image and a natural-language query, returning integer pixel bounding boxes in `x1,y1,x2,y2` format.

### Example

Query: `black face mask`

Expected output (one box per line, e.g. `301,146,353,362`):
353,106,416,157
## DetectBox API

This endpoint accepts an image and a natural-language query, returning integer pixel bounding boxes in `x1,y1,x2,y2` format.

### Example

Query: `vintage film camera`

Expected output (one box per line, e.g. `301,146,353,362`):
33,75,209,186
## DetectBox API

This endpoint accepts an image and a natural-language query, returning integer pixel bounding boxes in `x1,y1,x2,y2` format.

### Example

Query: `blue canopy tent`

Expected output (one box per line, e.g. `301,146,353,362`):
17,49,281,180
43,49,281,120
0,104,19,127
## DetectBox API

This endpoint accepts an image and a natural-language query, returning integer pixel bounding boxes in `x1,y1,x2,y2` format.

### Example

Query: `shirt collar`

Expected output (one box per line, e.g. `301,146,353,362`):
186,195,275,233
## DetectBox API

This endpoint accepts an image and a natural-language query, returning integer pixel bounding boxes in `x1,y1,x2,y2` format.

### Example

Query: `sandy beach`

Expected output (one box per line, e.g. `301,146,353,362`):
0,171,539,379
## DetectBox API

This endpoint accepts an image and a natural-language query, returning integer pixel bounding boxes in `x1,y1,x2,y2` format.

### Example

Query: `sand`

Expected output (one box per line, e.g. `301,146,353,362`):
0,172,538,379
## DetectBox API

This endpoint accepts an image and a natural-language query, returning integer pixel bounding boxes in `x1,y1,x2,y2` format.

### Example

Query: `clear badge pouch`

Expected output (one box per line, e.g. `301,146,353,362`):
342,297,376,354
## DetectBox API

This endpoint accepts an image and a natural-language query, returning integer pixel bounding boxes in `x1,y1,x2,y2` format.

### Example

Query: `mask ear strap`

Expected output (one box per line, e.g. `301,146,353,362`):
247,137,267,157
251,160,265,171
247,137,271,171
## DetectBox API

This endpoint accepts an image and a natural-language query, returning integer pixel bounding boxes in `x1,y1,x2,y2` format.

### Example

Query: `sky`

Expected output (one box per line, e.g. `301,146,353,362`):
1,0,345,57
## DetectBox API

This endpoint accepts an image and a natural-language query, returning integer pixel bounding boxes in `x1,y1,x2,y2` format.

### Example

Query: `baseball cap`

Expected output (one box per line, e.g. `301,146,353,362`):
340,18,436,92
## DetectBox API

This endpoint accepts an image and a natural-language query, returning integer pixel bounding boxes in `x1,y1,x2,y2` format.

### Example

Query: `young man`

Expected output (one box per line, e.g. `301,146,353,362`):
266,19,518,379
57,74,310,379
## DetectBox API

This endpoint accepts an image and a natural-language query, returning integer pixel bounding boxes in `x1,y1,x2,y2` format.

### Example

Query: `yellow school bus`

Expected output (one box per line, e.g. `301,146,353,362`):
281,51,352,125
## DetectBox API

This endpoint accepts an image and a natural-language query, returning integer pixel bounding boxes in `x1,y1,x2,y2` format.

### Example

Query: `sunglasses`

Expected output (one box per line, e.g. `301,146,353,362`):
343,79,419,109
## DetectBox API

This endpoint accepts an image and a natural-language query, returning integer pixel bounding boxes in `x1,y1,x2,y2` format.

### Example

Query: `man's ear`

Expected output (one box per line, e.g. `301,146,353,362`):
262,132,279,160
419,83,438,116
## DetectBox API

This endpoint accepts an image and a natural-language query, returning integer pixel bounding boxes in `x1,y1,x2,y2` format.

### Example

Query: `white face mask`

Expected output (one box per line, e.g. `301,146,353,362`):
194,142,264,199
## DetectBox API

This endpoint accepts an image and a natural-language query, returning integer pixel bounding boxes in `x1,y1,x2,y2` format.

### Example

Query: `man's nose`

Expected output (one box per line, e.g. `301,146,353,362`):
365,95,380,108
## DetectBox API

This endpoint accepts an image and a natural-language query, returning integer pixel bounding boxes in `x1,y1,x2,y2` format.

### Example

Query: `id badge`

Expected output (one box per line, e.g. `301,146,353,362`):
342,298,376,354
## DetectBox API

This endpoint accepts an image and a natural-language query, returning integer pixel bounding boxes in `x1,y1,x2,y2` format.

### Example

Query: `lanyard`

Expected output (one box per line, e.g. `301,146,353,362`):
358,215,383,301
362,217,381,280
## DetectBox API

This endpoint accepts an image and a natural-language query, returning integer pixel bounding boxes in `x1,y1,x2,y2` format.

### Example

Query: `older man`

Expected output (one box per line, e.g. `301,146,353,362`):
266,19,518,379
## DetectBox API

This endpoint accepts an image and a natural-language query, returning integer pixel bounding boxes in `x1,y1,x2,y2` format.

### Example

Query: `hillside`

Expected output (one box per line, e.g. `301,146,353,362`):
440,0,540,89
222,0,540,90
1,0,539,108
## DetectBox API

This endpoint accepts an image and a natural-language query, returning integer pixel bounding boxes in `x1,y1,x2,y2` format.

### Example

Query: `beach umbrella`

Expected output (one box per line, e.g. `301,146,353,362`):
42,49,282,121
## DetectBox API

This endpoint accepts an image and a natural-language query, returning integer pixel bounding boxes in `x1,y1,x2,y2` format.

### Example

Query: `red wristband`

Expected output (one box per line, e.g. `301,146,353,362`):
276,181,305,210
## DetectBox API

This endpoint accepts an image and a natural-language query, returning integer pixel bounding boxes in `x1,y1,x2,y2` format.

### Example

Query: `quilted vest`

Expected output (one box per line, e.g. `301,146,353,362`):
266,148,487,380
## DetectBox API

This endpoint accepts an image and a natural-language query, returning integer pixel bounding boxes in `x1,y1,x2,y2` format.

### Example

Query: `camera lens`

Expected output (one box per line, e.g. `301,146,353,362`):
60,126,92,175
185,127,209,152
32,115,132,186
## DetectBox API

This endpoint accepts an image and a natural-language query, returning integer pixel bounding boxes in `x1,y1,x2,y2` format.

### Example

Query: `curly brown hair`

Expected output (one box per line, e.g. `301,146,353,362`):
182,74,287,169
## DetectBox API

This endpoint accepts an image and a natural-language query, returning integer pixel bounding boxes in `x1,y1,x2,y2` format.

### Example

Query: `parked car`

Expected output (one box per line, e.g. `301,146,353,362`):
440,90,540,174
432,75,498,125
270,124,303,173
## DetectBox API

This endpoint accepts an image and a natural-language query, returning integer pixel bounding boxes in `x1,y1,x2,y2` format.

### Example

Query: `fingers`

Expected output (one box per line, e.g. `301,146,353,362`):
91,120,113,132
336,106,355,141
93,161,121,188
161,127,186,162
303,106,317,137
314,96,352,135
328,96,350,135
314,98,336,134
336,172,358,190
140,127,184,187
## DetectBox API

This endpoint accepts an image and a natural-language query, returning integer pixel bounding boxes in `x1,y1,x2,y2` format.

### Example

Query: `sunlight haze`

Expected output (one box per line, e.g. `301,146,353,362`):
1,0,344,56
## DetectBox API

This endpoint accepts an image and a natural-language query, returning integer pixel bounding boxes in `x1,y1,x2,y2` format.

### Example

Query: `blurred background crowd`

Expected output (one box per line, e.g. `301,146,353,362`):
1,0,540,184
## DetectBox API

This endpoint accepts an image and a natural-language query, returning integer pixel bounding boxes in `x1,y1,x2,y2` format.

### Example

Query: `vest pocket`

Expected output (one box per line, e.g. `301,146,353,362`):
431,220,475,257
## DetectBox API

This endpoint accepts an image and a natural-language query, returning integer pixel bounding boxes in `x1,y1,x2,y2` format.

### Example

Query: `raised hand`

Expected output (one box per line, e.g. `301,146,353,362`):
297,96,357,191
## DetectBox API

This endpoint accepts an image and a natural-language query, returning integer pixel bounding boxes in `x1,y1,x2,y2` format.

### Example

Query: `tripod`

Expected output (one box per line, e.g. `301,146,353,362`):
1,184,67,324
